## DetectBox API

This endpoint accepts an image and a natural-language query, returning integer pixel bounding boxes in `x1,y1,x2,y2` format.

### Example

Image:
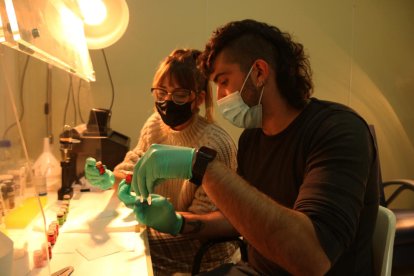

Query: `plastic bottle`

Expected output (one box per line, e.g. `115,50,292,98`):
32,138,61,193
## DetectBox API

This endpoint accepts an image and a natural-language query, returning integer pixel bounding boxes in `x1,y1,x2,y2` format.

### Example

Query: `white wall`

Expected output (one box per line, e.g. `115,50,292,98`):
2,0,414,206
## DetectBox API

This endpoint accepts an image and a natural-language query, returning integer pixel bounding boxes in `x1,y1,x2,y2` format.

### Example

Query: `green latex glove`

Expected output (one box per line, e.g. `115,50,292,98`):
84,157,115,190
117,179,136,209
134,194,183,235
131,144,195,201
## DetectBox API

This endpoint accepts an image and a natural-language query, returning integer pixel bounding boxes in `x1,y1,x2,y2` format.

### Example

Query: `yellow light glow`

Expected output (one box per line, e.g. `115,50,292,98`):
0,14,5,43
77,0,107,26
4,0,19,40
83,0,129,49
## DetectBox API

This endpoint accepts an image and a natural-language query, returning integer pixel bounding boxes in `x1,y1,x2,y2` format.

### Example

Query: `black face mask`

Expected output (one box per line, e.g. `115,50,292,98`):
155,100,193,128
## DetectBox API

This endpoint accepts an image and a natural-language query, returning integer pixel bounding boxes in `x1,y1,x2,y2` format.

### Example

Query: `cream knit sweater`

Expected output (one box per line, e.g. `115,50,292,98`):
114,112,237,214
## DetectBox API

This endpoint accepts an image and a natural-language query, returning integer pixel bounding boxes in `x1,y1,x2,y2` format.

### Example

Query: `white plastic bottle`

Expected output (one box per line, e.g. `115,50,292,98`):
32,138,61,194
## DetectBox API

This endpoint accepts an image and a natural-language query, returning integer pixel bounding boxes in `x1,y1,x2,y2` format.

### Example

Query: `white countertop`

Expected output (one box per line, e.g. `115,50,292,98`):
6,189,153,276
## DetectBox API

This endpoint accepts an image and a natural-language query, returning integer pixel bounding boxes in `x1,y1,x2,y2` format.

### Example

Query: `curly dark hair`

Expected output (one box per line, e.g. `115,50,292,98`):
199,19,313,109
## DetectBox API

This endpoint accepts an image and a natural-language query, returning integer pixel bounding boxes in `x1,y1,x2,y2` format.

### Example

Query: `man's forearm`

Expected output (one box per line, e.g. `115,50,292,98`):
202,160,331,275
179,210,239,239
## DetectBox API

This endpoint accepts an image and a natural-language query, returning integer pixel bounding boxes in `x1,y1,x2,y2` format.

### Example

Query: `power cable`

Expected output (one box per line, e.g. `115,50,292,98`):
63,75,73,127
101,49,115,111
2,55,30,139
76,79,85,123
71,76,77,125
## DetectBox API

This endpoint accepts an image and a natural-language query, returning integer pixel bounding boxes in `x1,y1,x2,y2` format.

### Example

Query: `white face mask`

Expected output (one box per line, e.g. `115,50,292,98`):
217,65,264,129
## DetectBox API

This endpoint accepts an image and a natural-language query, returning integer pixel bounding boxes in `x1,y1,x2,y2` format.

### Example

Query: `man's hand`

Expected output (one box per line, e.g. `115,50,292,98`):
131,144,195,201
84,157,115,190
134,194,183,235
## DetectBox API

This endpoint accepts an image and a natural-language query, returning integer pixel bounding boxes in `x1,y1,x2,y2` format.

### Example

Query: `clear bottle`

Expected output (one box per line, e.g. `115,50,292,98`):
0,182,7,216
0,139,12,174
0,182,5,229
32,137,61,193
5,180,15,209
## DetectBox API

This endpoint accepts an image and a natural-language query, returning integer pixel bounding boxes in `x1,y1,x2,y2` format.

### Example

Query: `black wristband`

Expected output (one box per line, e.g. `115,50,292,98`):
190,146,217,186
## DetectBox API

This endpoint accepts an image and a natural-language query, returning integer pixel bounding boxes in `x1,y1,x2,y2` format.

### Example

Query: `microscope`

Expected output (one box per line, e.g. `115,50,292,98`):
58,126,80,200
57,109,130,200
71,108,130,177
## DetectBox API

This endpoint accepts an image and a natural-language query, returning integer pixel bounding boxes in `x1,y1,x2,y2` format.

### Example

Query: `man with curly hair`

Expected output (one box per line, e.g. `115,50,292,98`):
128,19,380,275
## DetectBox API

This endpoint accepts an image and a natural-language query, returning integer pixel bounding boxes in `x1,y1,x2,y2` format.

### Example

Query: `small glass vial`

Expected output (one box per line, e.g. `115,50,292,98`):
57,211,65,226
63,194,71,201
48,225,57,241
42,242,52,260
60,201,70,213
0,193,4,228
0,177,11,211
47,229,56,245
50,221,59,237
95,161,105,175
33,250,45,268
125,173,133,184
59,207,67,222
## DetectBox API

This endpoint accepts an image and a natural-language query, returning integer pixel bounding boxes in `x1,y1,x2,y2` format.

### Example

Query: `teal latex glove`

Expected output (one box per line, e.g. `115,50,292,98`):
117,179,136,209
134,194,183,235
84,157,115,190
131,144,195,201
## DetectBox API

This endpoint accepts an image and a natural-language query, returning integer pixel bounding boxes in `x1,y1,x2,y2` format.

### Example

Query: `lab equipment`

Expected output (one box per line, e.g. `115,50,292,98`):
0,0,95,81
7,167,26,198
0,175,14,209
0,139,12,174
32,137,61,193
55,109,129,196
95,161,106,175
5,182,15,209
47,230,56,246
32,174,47,196
11,246,30,276
72,108,130,177
57,211,64,226
33,250,45,268
0,232,14,276
125,172,133,184
63,194,71,203
42,242,52,260
58,126,80,200
50,266,74,276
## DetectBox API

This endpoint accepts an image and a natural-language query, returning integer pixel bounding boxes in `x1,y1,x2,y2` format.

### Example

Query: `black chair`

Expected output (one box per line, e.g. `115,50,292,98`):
381,179,414,275
370,125,414,274
191,237,247,275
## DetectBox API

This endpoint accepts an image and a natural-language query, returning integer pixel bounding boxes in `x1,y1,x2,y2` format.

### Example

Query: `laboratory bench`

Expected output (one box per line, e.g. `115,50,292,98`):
4,188,153,276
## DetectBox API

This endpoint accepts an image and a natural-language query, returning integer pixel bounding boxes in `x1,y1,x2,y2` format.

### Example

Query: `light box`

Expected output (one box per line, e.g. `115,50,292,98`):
0,0,95,82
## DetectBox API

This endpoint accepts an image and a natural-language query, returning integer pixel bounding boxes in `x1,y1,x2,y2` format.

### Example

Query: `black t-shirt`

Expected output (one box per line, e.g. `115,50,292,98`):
237,98,380,275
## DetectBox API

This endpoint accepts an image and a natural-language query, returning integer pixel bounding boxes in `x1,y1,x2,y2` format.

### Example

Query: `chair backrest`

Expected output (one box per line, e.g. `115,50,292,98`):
367,125,387,206
372,206,396,276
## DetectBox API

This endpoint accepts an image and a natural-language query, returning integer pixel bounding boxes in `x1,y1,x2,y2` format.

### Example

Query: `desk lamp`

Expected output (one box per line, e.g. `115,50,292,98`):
77,0,129,50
